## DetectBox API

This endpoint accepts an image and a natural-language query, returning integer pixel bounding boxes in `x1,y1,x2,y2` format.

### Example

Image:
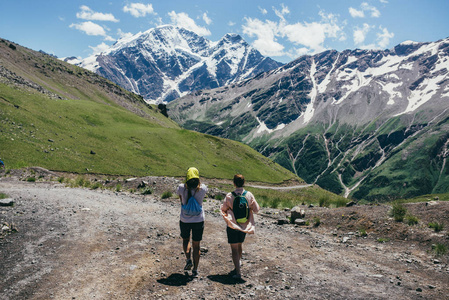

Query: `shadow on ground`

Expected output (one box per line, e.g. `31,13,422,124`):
207,274,246,285
157,273,193,286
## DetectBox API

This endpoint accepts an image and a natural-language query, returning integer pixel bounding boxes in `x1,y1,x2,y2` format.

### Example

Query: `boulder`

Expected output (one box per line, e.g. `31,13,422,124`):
0,198,14,207
290,206,305,223
294,219,306,226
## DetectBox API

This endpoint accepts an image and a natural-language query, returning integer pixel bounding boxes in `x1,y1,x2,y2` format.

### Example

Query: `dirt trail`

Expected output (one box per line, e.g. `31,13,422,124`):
1,178,448,299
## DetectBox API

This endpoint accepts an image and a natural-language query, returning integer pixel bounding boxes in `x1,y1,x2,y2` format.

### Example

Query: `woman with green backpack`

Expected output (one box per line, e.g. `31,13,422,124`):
220,174,260,280
177,167,208,277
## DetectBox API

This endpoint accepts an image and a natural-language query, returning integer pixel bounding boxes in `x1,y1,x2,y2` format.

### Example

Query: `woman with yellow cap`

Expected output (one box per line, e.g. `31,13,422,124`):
176,167,208,277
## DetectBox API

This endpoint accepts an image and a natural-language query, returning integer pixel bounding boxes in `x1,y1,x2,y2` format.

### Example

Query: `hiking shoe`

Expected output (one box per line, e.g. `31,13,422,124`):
184,259,193,271
191,270,199,278
232,273,242,280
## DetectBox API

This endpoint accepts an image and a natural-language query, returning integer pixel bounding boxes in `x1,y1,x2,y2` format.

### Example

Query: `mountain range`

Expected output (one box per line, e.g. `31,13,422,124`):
66,25,282,103
168,37,449,201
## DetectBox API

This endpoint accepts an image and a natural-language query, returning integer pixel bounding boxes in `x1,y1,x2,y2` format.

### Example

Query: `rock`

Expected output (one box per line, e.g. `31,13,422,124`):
294,219,306,226
290,206,305,223
90,150,96,155
346,201,356,207
416,288,422,292
277,219,290,225
308,204,314,208
342,237,351,243
426,201,438,206
0,198,14,206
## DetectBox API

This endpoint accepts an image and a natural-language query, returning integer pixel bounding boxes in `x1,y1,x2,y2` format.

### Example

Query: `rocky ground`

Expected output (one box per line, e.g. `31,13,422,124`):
1,168,448,299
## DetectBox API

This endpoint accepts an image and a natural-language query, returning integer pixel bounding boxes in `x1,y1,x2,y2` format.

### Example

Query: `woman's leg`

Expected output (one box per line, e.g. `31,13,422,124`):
192,240,201,271
183,238,191,260
230,243,242,275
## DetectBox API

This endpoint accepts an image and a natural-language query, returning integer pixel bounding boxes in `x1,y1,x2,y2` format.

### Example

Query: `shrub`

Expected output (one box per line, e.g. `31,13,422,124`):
432,243,447,256
319,195,330,207
162,191,172,199
377,237,390,243
141,188,153,195
429,222,444,232
0,193,8,199
359,228,367,237
390,202,407,222
335,198,348,208
405,214,419,226
26,177,36,182
313,217,321,227
115,184,122,192
215,194,224,201
57,177,65,183
90,182,101,190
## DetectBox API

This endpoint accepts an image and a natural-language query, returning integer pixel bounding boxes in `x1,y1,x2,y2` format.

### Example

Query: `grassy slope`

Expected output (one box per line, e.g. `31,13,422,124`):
0,40,296,183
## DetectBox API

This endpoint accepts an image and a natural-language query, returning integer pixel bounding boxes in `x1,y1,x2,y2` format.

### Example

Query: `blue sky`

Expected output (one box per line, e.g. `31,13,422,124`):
1,0,448,63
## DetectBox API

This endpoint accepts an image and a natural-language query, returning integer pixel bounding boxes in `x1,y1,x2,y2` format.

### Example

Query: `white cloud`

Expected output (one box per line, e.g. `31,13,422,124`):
242,6,345,58
349,2,380,18
202,12,212,25
76,5,118,22
123,3,155,18
242,18,284,56
349,7,365,18
377,26,394,48
89,42,110,55
353,23,373,45
70,21,108,36
380,0,389,3
168,11,211,36
258,6,268,15
361,2,380,18
117,29,134,40
228,21,236,26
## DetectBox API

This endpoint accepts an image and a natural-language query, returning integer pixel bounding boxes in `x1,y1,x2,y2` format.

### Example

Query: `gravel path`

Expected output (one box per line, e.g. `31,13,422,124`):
1,179,448,299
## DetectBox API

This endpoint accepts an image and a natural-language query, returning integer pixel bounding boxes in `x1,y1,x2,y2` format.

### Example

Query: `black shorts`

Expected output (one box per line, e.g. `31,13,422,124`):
227,226,246,244
180,221,204,241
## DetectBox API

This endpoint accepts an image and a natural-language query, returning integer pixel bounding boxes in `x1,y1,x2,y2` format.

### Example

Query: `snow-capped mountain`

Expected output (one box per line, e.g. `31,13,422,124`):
67,25,282,103
168,37,449,200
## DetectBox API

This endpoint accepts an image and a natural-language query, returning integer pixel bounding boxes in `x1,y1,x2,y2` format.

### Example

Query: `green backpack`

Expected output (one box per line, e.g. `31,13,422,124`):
232,191,249,223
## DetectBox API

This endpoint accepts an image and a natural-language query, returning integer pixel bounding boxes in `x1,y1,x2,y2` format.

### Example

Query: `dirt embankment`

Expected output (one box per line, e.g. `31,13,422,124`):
1,170,448,299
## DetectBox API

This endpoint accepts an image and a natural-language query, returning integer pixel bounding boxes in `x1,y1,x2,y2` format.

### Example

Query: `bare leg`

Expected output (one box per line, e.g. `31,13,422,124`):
192,240,201,271
230,243,242,275
183,238,191,260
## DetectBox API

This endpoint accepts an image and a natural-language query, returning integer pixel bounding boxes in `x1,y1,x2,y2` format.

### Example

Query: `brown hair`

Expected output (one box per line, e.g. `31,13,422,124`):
185,178,200,199
233,174,245,188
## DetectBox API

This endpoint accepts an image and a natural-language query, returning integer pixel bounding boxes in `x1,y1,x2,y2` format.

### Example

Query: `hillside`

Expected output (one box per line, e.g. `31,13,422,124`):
168,38,449,200
0,38,295,183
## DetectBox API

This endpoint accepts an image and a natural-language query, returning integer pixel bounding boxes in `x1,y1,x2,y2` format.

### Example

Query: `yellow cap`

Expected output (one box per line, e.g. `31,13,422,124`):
186,167,199,182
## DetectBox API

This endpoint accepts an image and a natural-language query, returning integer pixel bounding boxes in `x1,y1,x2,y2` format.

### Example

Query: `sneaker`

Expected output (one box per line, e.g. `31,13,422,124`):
191,270,199,278
232,273,242,280
184,259,193,271
228,269,237,276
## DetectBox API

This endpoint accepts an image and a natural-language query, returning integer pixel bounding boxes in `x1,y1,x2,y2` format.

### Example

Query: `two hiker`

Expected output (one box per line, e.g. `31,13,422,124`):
177,167,260,279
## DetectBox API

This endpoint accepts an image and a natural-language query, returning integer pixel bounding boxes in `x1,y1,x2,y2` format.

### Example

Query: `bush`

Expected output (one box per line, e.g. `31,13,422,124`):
115,184,122,192
319,195,330,207
26,177,36,182
313,217,321,227
0,193,8,199
377,237,390,243
390,202,407,222
162,191,172,199
429,222,444,232
405,214,419,226
141,188,153,195
359,228,367,237
432,243,447,256
57,177,65,183
335,198,348,208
